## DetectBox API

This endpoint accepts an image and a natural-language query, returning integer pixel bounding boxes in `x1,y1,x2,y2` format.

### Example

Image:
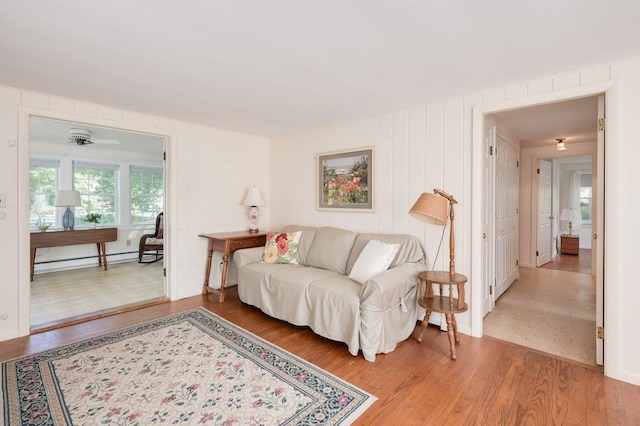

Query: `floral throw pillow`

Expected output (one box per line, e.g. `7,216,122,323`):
261,231,302,264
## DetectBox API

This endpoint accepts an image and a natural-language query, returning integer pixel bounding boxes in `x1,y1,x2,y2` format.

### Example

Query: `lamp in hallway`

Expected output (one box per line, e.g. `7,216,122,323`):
409,189,458,278
54,190,81,230
556,138,567,151
242,185,266,233
560,208,582,235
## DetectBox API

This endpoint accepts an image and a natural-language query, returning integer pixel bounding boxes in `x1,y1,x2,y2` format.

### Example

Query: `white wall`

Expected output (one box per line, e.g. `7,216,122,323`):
271,57,640,386
0,86,270,341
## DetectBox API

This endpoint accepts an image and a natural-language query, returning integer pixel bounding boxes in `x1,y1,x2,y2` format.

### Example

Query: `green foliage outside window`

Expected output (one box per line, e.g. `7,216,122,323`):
130,169,163,223
74,167,116,224
29,165,57,228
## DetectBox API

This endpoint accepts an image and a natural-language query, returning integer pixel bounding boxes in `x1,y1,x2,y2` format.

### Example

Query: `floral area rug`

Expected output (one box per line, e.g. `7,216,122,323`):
1,308,376,425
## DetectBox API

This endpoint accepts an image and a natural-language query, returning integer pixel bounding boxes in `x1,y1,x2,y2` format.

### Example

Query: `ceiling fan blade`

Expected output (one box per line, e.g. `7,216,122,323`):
92,139,120,145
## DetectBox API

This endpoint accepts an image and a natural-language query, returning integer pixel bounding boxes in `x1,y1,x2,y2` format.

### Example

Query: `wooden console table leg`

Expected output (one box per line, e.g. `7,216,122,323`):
30,249,36,281
202,240,214,295
96,243,103,267
101,242,108,270
445,314,457,360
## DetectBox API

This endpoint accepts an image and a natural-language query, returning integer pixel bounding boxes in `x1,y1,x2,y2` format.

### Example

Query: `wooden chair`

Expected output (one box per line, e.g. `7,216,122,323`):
138,212,163,263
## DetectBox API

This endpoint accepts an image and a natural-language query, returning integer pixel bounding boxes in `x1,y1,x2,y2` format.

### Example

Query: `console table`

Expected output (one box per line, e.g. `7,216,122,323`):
200,231,267,302
30,227,118,281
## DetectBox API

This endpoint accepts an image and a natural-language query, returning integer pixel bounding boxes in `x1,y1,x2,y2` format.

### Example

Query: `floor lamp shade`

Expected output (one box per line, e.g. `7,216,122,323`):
55,190,81,230
409,192,448,225
409,189,458,278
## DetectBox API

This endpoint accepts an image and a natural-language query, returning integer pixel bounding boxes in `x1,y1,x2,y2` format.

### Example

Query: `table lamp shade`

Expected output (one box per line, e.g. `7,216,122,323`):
54,190,81,230
242,185,265,207
54,190,81,207
560,208,582,234
409,192,448,225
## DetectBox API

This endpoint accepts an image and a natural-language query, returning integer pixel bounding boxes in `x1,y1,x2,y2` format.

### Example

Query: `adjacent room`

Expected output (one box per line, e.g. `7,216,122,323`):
29,118,166,329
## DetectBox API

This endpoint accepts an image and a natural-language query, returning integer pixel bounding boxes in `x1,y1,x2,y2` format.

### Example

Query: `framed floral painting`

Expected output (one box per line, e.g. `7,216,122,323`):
317,147,375,211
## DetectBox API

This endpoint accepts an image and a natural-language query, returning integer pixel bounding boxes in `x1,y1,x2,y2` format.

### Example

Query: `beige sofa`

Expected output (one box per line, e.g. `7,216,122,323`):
234,225,426,361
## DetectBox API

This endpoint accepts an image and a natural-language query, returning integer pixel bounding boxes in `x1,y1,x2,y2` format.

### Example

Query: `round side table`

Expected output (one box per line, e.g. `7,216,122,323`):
416,270,468,360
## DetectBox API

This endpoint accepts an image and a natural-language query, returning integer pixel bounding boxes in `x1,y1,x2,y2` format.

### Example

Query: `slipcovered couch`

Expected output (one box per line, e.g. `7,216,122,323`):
234,225,426,361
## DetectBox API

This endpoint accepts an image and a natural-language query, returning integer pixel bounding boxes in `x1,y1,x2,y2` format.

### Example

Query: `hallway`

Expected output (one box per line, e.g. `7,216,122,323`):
483,264,596,365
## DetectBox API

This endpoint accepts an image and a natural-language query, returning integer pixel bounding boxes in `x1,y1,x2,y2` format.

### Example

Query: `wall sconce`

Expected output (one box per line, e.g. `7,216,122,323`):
556,138,567,151
242,185,265,233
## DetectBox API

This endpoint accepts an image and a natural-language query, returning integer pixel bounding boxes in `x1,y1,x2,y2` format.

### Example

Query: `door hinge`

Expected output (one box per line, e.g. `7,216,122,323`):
537,168,540,174
516,160,519,168
516,259,519,266
163,267,167,277
597,326,604,340
598,118,605,132
536,250,539,256
489,146,494,156
489,286,493,295
163,151,166,161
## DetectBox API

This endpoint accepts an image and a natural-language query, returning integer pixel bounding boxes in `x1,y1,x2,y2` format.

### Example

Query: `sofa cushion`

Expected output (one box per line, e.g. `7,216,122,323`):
347,233,425,274
348,240,400,284
281,225,318,266
306,226,358,274
261,231,301,264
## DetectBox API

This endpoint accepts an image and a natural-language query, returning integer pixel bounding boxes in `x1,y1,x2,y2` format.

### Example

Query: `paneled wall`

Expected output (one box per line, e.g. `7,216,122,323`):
0,86,269,341
271,58,640,385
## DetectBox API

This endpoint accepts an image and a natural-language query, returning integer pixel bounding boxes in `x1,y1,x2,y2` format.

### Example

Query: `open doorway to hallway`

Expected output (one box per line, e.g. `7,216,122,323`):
482,95,601,366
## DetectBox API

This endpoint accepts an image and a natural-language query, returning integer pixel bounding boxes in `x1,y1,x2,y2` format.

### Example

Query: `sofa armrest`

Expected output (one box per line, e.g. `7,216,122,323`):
359,262,425,361
234,247,264,270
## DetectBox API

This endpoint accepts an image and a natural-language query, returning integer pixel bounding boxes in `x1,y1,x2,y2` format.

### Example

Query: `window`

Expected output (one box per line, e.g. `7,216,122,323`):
579,173,592,223
29,160,59,228
74,162,118,224
130,166,164,223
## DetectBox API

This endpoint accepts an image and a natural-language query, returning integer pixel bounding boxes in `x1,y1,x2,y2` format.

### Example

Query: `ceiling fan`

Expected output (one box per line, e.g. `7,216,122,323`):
68,128,119,145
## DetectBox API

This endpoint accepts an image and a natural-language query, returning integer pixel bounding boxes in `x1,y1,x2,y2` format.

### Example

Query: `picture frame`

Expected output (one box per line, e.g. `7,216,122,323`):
317,146,375,212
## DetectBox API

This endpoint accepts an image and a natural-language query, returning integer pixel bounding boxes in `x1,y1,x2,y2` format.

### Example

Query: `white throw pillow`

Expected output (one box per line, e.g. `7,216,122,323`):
348,240,400,284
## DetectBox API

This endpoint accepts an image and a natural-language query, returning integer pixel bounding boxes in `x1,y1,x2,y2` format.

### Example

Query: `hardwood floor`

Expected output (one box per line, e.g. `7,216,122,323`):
539,248,591,274
3,288,640,425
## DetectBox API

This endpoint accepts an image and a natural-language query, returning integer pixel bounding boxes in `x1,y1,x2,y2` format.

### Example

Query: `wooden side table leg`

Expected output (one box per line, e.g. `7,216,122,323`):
445,314,457,360
202,241,214,295
416,309,432,343
452,314,459,343
219,254,229,303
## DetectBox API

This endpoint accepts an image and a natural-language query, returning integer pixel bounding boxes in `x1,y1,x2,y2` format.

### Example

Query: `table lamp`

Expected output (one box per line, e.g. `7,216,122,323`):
409,189,458,278
54,190,81,230
242,185,265,233
560,208,582,235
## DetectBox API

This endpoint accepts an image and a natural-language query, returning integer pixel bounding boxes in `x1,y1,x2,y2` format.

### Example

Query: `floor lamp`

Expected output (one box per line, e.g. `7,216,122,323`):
409,189,458,278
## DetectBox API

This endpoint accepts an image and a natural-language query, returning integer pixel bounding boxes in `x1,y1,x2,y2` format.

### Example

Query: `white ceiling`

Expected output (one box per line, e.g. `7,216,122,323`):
491,96,599,149
30,118,165,155
2,1,640,138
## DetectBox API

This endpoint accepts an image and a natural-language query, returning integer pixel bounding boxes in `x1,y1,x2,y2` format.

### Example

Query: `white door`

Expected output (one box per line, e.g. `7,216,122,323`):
482,123,495,316
536,159,553,266
595,95,605,365
495,135,519,299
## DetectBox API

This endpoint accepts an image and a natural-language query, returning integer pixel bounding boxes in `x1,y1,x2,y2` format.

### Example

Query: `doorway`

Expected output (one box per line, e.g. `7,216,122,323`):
481,95,602,365
28,117,167,330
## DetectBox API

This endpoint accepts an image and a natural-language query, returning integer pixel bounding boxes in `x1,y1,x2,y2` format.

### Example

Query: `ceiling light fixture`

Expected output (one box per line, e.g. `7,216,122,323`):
556,138,567,151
